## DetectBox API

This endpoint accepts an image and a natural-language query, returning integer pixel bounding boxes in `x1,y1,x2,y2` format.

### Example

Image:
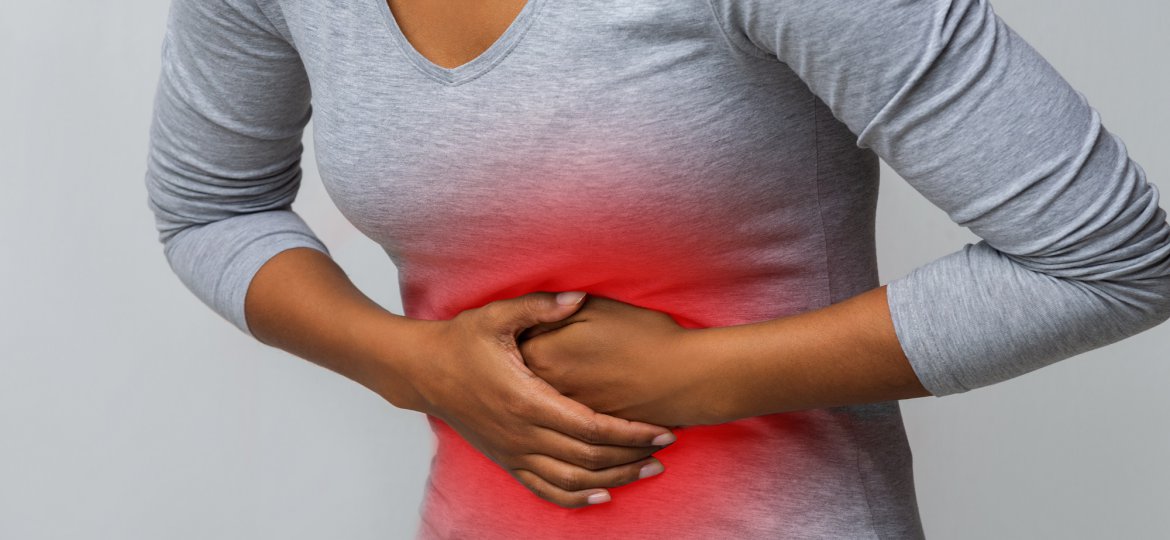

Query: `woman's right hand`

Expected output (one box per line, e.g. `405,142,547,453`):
395,291,677,509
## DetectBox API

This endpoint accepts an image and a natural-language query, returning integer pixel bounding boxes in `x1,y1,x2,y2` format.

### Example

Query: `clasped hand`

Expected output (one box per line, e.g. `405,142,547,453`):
517,295,716,428
397,291,720,510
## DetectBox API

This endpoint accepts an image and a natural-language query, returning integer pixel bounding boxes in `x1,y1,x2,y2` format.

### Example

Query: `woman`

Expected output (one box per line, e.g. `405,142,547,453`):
144,0,1170,538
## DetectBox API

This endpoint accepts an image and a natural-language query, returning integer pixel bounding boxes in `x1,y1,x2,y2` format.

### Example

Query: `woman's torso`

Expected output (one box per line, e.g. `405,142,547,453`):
274,0,925,537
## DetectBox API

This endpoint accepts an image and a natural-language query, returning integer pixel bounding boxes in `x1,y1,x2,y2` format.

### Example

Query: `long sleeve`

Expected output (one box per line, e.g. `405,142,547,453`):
708,0,1170,396
144,0,330,337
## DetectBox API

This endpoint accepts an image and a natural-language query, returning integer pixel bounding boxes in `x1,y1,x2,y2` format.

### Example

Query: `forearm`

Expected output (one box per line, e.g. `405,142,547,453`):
691,284,931,423
243,246,433,411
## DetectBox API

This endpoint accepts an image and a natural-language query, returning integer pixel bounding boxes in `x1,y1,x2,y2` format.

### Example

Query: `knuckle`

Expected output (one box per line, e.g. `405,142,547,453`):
507,392,539,419
558,470,585,492
515,471,546,495
477,302,503,327
578,445,602,471
517,295,543,323
496,426,526,452
577,415,602,445
527,482,552,503
502,400,526,421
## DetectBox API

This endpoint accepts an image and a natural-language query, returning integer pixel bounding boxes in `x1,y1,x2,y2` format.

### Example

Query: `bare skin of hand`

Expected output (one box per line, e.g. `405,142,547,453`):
517,295,721,428
401,291,677,509
517,287,932,430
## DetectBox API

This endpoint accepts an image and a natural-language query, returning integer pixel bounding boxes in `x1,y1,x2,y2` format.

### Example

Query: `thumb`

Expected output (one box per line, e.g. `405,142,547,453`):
487,291,587,335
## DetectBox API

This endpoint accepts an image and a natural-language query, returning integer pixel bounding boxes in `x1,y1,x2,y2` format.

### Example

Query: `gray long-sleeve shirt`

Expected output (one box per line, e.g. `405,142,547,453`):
144,0,1170,537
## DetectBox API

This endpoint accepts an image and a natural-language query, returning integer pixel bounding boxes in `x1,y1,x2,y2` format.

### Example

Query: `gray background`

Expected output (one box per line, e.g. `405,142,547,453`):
2,1,1167,538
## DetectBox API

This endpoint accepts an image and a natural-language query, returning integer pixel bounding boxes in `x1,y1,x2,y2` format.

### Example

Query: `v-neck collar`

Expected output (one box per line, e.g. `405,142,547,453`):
374,0,549,86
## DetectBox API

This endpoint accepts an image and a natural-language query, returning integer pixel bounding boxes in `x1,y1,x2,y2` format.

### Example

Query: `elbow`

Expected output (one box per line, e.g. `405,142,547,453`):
1067,222,1170,333
1133,271,1170,327
1106,274,1170,340
143,150,196,249
1006,174,1170,329
997,238,1170,342
142,152,302,254
1089,242,1170,333
143,170,198,259
144,189,184,249
1106,206,1170,325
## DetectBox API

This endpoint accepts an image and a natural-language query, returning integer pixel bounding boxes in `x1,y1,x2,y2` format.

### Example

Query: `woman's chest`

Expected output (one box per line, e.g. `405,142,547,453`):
286,0,826,272
383,0,530,70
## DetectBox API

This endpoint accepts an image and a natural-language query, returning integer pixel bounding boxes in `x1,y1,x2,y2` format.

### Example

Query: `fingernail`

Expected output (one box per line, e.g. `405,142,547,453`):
556,291,586,305
587,491,611,505
650,432,676,446
639,460,664,479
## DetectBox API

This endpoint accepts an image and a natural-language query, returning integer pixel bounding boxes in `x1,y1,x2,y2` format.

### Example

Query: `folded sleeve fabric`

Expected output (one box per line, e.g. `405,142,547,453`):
144,0,330,337
709,0,1170,396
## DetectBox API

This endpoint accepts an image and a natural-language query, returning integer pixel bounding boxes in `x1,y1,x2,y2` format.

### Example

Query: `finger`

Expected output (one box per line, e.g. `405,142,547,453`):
533,392,677,448
481,291,587,335
516,331,555,370
510,468,613,509
520,453,664,494
516,317,581,344
531,424,662,470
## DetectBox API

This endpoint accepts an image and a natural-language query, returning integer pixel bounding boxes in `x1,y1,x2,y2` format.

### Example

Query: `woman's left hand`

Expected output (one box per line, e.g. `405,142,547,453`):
517,295,723,427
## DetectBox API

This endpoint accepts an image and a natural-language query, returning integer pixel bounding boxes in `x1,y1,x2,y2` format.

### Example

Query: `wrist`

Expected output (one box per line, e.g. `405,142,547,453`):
353,311,443,414
673,326,745,426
